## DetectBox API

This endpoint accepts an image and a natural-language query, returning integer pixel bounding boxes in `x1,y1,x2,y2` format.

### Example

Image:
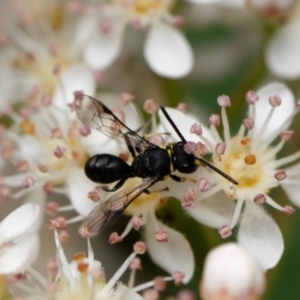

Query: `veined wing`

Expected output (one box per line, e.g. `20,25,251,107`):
86,178,157,233
74,93,155,152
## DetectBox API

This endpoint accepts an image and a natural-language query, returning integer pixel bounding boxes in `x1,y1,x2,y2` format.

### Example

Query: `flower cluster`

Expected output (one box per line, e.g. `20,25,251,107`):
1,1,300,299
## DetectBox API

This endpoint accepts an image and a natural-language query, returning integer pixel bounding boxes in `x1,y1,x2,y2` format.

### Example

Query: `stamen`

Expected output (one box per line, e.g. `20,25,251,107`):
182,188,195,209
120,220,134,239
21,176,35,188
183,142,197,154
58,205,74,212
269,95,281,107
134,241,147,254
242,118,254,130
132,276,173,292
154,230,168,242
245,90,259,104
58,230,69,244
66,215,84,224
51,128,63,139
109,232,123,244
49,217,67,230
221,106,231,143
190,123,202,136
131,216,145,230
229,198,244,229
218,225,232,239
282,205,295,216
274,150,300,168
27,267,48,288
215,143,226,156
103,251,137,294
281,130,294,141
209,114,220,127
244,154,256,165
274,170,287,181
46,202,59,215
253,193,266,206
143,288,159,300
195,184,223,202
172,15,185,27
54,229,75,289
265,194,286,211
121,92,134,105
197,178,211,192
143,99,158,114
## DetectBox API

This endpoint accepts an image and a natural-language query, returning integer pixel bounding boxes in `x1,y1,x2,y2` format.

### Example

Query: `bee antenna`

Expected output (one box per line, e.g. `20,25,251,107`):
160,107,187,143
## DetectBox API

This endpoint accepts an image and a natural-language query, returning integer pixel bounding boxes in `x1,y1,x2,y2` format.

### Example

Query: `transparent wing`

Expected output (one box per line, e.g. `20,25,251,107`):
74,93,155,152
86,178,157,233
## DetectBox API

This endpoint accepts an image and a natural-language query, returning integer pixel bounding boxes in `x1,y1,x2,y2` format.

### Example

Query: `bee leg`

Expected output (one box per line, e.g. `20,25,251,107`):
102,178,127,192
170,174,196,184
143,187,169,194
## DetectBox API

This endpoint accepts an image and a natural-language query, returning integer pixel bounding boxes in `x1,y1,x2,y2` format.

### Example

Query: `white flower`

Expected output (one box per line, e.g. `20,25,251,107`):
1,92,141,225
0,0,106,110
265,2,300,79
9,231,179,299
159,82,300,270
0,203,40,274
200,243,265,300
87,0,194,78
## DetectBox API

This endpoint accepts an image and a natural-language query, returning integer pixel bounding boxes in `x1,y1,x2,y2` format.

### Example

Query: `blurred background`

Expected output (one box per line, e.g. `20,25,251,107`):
1,0,300,299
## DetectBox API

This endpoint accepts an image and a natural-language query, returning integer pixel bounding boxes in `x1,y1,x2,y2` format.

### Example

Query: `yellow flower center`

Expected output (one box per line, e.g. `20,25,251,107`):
213,136,274,196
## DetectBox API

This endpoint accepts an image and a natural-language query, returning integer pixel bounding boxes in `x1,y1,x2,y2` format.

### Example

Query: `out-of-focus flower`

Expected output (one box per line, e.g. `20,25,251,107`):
1,92,141,225
9,230,180,299
90,0,194,78
0,203,40,274
265,1,300,79
0,0,107,110
200,243,265,300
159,82,299,270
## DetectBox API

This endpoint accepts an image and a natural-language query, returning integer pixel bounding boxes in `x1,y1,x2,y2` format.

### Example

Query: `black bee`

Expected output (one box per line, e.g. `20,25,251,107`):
74,93,237,233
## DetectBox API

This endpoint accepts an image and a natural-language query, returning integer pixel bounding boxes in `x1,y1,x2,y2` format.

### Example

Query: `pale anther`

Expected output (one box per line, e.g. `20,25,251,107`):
109,232,123,244
242,118,254,130
217,95,231,107
133,241,147,254
155,230,168,243
197,178,211,192
190,123,202,136
245,90,259,104
209,114,220,127
283,205,296,216
274,170,287,181
281,130,294,141
269,95,281,107
215,143,226,156
143,99,158,114
218,225,232,239
253,193,266,206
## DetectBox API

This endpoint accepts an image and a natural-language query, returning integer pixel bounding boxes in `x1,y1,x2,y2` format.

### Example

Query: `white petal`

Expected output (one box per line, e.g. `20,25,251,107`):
144,22,193,78
0,233,39,274
114,284,144,300
145,216,194,283
250,82,295,140
238,202,283,270
80,93,142,156
188,192,235,228
67,167,99,217
53,64,96,109
281,162,300,206
158,107,215,145
22,188,46,232
83,23,125,70
0,203,40,244
266,20,300,79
